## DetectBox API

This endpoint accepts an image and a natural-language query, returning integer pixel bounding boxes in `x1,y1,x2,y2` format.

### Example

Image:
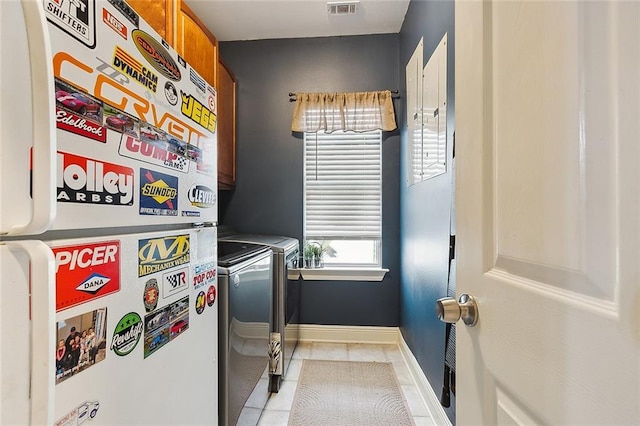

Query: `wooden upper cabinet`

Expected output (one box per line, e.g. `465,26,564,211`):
175,0,218,87
126,0,174,43
217,58,236,189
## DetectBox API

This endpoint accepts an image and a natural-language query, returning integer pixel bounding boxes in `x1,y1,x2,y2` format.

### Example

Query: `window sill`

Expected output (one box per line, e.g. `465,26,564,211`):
289,267,389,282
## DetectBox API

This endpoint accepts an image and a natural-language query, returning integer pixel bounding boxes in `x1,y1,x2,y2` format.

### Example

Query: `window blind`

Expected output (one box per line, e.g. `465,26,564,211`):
304,130,382,239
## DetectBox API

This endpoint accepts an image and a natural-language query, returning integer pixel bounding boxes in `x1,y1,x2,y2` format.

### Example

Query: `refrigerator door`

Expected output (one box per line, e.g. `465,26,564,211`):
1,227,218,424
0,0,218,236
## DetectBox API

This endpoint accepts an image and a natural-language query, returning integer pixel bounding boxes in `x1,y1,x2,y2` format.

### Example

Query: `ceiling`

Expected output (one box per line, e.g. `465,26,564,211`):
186,0,411,42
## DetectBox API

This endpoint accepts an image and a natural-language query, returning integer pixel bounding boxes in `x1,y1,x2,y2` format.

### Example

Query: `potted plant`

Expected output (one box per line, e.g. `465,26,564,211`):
303,241,336,268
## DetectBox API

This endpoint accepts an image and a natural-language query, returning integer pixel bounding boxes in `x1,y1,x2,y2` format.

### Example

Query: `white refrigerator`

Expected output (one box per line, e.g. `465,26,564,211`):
0,1,218,424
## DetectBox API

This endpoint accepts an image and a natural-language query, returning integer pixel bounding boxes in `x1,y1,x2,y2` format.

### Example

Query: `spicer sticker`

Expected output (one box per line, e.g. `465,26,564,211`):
119,134,189,174
111,312,143,356
139,168,179,216
44,0,96,48
143,278,159,312
138,234,190,277
188,184,216,208
132,29,181,81
193,261,216,290
53,241,120,312
56,151,134,205
163,266,188,298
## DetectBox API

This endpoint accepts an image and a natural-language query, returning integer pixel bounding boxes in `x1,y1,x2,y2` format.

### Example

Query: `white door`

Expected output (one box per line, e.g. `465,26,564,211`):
455,1,639,424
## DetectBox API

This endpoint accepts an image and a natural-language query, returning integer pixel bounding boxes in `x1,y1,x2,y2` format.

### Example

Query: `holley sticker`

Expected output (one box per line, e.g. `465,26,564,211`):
111,312,143,356
53,241,120,312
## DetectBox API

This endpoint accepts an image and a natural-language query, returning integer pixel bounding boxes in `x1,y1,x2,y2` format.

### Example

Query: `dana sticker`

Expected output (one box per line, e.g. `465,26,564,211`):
55,400,100,426
112,45,158,93
195,290,206,314
107,0,139,27
181,92,217,132
139,168,179,216
188,184,216,208
164,81,178,106
189,68,206,93
118,134,190,174
102,8,126,39
193,261,216,290
138,234,190,277
206,285,216,307
143,278,159,312
163,266,189,298
56,308,107,384
56,151,134,205
111,312,143,356
53,241,120,311
132,29,181,81
44,0,96,48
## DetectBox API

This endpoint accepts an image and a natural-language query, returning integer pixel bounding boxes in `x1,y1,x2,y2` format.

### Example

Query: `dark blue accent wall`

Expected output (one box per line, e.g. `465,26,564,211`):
219,35,401,326
399,0,456,423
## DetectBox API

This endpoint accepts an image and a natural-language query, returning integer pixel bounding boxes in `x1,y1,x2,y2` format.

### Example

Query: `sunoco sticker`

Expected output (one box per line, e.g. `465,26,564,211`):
111,312,143,356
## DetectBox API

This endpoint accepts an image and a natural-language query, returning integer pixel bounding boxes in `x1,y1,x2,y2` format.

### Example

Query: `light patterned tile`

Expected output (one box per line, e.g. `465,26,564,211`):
392,362,414,385
245,377,270,408
383,344,405,364
283,358,303,382
292,342,312,359
237,407,263,426
257,409,290,426
347,343,387,361
401,384,430,417
264,378,298,411
310,342,349,360
413,416,437,426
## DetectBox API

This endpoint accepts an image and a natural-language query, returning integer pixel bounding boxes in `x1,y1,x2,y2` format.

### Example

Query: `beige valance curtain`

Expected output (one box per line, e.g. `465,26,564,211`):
291,90,397,133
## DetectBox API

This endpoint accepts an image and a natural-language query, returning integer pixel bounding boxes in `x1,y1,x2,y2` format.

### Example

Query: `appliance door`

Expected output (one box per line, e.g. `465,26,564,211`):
282,247,301,375
0,0,218,236
219,250,272,426
0,227,218,425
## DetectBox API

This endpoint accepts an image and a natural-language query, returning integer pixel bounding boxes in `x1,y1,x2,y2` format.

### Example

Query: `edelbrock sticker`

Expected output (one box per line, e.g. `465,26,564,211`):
111,312,143,356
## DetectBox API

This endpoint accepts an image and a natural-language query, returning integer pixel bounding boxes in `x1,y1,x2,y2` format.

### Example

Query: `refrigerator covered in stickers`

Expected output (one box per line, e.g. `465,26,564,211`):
0,1,218,424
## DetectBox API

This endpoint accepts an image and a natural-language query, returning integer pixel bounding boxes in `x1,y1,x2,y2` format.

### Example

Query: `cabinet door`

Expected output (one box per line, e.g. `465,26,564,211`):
126,0,174,43
217,59,236,189
176,0,217,87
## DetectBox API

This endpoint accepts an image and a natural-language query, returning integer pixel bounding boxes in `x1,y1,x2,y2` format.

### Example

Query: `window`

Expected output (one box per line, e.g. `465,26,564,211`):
303,130,382,267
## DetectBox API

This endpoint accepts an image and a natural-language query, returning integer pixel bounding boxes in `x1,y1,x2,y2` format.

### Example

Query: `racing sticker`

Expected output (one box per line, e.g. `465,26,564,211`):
143,306,169,358
188,184,216,209
194,290,206,315
162,266,188,299
118,134,190,174
189,68,206,93
102,8,127,39
56,151,134,205
139,168,179,216
181,91,217,133
111,312,143,356
104,105,139,138
169,296,189,340
107,0,139,27
44,0,96,49
164,81,178,106
193,261,216,291
138,234,190,277
53,241,120,311
143,278,159,312
56,308,107,384
112,45,158,93
55,78,105,142
132,29,181,81
206,285,216,307
55,400,100,426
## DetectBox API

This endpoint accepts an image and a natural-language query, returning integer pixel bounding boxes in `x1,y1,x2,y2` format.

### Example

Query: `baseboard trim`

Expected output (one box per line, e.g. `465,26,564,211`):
399,334,452,426
298,324,400,344
297,324,451,426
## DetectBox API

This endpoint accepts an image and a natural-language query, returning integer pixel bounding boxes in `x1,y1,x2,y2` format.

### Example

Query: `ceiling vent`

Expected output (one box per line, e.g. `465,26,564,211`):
327,1,359,15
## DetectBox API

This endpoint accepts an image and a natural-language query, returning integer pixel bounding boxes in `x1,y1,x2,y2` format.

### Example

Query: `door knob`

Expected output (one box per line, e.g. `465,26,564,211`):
436,293,479,327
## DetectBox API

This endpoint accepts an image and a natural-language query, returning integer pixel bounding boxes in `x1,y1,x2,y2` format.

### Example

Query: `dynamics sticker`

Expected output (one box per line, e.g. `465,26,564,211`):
56,151,134,205
111,312,143,356
139,168,179,216
138,234,190,277
53,241,120,311
112,45,158,93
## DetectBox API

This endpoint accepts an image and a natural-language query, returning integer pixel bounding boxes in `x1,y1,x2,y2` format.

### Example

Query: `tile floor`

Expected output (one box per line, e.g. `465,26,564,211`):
254,341,437,426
